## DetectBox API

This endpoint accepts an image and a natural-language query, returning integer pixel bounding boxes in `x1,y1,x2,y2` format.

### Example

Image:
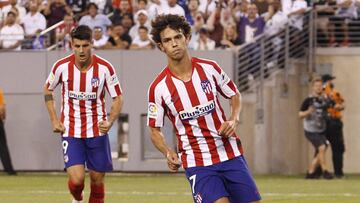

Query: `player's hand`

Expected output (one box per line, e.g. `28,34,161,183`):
166,150,181,172
99,120,113,134
218,120,238,138
52,120,65,134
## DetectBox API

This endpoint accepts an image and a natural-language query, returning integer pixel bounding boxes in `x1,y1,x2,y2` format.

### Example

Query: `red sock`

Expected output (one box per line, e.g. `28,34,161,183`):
68,180,84,201
89,183,105,203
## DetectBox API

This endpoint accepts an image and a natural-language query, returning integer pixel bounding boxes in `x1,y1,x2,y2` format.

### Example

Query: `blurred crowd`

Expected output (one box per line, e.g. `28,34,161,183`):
0,0,311,51
314,0,360,47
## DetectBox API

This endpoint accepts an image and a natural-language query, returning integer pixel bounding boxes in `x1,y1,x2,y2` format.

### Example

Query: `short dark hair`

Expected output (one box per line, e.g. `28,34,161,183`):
87,2,98,10
139,25,148,32
150,14,191,44
71,25,93,41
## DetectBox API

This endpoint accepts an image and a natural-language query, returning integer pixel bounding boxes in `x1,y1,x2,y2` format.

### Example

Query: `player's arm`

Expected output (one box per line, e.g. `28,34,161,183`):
218,91,241,137
99,95,123,134
149,126,181,172
43,86,65,133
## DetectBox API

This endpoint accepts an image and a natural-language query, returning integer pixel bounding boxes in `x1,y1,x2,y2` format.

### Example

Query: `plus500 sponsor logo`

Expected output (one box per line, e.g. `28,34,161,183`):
68,91,97,100
179,100,215,121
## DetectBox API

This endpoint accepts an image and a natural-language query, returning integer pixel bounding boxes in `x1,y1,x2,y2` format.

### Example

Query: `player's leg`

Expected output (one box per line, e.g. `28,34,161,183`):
185,165,230,203
85,135,113,203
67,165,86,202
221,156,261,203
214,197,230,203
62,137,87,202
89,170,105,203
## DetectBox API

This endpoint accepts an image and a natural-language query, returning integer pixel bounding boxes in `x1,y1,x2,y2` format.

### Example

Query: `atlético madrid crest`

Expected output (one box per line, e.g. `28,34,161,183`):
201,80,212,94
91,77,100,88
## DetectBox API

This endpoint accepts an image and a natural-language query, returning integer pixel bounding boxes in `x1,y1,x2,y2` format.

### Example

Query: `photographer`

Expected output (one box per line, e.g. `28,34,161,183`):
323,74,346,178
299,77,333,179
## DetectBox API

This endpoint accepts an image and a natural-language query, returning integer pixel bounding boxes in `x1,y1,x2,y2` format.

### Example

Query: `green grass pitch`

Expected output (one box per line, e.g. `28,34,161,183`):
0,173,359,203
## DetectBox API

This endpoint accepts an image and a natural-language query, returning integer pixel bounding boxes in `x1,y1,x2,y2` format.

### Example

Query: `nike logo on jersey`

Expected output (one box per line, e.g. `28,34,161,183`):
179,100,215,121
68,91,97,100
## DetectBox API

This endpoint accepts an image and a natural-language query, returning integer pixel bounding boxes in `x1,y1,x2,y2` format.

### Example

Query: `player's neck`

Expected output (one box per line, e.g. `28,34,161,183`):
75,58,93,72
168,54,193,82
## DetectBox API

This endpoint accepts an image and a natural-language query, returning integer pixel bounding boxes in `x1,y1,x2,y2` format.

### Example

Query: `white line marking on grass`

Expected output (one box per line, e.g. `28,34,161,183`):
262,193,360,197
0,190,359,197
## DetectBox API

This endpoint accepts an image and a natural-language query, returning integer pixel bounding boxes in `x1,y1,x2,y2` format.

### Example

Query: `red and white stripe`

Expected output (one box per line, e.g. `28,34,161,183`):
147,57,243,168
45,54,122,138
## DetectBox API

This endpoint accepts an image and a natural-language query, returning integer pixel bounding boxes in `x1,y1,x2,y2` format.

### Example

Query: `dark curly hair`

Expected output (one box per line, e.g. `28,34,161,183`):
151,14,191,44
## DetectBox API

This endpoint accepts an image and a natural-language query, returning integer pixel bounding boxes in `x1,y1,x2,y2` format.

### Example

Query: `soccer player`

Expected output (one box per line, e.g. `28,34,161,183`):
147,14,261,203
44,25,123,203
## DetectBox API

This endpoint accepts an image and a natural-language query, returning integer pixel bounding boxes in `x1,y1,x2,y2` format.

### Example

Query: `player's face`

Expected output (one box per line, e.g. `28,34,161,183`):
72,38,93,64
159,27,189,61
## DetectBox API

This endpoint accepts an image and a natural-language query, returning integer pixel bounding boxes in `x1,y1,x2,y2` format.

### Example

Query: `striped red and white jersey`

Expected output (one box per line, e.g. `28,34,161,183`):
147,57,244,169
45,54,122,138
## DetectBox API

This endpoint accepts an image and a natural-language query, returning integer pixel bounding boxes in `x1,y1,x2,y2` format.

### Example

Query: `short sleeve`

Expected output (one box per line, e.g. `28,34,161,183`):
300,97,311,111
147,84,165,128
45,63,62,90
212,63,238,99
105,65,122,98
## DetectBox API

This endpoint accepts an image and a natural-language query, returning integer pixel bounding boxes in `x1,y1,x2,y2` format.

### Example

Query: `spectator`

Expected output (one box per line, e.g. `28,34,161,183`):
322,74,346,178
129,26,154,49
65,0,87,21
93,26,109,49
198,0,217,18
193,27,216,50
137,0,149,10
188,11,205,49
1,0,26,23
121,13,134,33
206,0,236,47
21,0,47,49
105,23,132,49
78,3,112,33
112,0,133,13
148,0,166,20
264,0,288,68
186,0,201,25
90,0,108,14
111,0,133,24
328,0,356,46
42,0,72,27
265,0,288,36
237,4,265,44
233,0,249,22
299,77,333,179
313,0,336,46
55,13,76,50
287,0,308,30
220,23,241,48
129,9,150,40
253,0,269,15
0,88,16,175
158,0,186,16
0,11,24,51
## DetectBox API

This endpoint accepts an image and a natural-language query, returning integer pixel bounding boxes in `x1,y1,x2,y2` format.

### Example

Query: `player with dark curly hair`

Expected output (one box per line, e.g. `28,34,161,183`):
147,14,261,203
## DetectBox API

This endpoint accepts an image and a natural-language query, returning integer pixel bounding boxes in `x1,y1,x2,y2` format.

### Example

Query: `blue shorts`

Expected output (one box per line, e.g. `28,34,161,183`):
61,135,113,172
185,156,261,203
